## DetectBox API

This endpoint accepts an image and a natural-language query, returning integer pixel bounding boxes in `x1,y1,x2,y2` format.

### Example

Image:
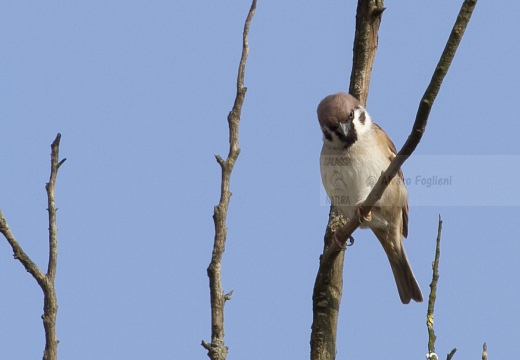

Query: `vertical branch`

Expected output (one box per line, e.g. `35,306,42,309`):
427,216,443,354
310,208,347,360
42,133,66,360
46,134,65,280
310,1,384,359
349,0,385,106
0,133,66,360
201,2,256,360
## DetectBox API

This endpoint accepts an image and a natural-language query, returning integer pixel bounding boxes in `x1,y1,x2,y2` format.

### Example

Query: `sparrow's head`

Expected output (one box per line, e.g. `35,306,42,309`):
317,92,371,149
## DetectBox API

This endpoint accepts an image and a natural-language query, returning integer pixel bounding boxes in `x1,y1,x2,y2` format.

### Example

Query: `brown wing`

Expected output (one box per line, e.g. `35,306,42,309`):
373,123,409,238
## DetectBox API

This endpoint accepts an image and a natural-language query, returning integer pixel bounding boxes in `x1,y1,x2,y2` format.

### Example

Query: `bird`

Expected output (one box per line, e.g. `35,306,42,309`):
317,92,423,304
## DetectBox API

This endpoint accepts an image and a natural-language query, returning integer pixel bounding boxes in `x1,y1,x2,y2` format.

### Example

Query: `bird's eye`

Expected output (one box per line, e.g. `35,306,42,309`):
349,110,355,120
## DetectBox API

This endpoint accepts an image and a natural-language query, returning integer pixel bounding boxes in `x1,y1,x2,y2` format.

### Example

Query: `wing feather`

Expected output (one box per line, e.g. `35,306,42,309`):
373,123,409,238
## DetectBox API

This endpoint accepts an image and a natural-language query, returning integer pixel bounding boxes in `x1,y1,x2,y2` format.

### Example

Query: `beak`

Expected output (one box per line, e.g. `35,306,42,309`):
338,122,350,137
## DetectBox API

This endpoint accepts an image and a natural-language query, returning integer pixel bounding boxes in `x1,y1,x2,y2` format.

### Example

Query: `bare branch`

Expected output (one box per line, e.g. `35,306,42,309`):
42,133,64,360
427,216,443,354
0,213,46,283
0,133,65,360
446,348,457,360
203,2,256,360
311,0,384,357
46,133,65,280
310,207,347,360
349,0,386,106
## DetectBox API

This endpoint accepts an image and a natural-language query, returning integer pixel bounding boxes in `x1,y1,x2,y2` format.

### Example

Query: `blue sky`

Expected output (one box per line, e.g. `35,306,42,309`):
1,1,519,359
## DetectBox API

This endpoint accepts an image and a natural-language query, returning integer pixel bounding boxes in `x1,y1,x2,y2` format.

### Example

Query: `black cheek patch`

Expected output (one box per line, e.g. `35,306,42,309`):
343,126,357,149
358,110,366,125
323,128,333,142
332,124,357,149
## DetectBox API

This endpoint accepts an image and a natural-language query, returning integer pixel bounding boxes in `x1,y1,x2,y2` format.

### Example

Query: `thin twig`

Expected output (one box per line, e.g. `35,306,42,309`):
201,2,256,360
427,216,443,354
446,348,457,360
0,214,45,284
46,134,66,280
0,133,65,360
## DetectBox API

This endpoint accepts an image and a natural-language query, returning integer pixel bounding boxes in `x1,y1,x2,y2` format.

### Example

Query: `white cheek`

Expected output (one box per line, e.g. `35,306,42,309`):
355,114,374,139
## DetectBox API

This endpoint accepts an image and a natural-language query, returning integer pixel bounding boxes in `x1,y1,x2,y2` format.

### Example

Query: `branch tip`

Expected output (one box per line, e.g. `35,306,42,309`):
52,133,62,146
215,155,225,166
224,290,234,301
447,348,457,360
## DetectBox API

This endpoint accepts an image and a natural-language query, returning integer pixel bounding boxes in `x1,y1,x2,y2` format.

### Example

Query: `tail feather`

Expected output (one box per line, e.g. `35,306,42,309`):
389,249,423,304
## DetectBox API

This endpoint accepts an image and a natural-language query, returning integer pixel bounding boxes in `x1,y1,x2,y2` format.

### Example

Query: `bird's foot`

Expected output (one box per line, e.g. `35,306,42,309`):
356,206,371,223
333,231,355,249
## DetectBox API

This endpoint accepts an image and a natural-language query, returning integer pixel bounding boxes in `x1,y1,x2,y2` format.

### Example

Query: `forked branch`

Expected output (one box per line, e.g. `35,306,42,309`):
0,133,66,360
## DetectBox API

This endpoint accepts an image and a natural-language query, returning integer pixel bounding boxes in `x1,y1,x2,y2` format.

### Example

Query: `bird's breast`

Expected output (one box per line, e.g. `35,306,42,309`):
320,145,391,219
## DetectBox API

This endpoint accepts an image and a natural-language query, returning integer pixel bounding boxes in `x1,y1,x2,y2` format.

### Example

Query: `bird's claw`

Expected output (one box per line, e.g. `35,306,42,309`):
356,206,371,223
333,232,355,250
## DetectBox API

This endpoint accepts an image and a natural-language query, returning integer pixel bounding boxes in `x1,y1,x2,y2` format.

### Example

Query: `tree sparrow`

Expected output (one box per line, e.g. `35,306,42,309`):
317,92,423,304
